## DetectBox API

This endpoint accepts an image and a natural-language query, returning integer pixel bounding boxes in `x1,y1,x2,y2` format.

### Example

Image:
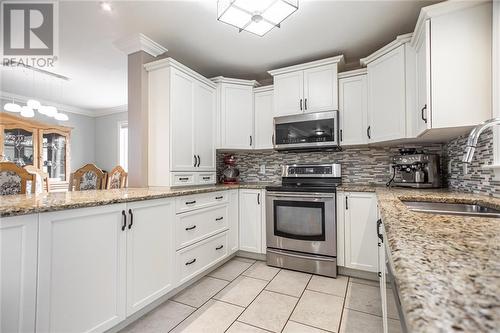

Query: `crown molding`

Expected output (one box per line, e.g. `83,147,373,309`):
253,85,273,93
268,55,345,76
114,33,167,57
0,91,127,118
338,68,367,79
360,33,412,66
144,57,216,88
211,76,260,87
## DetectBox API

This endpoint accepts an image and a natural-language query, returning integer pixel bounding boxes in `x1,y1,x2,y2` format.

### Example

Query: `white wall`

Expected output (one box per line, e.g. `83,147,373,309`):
94,111,128,172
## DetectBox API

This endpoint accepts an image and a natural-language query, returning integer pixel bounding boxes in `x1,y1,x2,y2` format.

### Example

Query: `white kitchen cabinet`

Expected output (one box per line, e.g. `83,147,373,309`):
412,1,492,138
213,77,257,150
146,58,216,186
228,189,239,254
1,214,38,333
342,192,378,272
239,189,264,254
126,199,174,316
254,85,274,149
37,204,128,333
377,218,389,333
269,56,344,117
338,70,368,145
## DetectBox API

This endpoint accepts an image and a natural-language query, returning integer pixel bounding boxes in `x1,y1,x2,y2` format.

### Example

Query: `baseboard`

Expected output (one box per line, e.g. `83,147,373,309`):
338,266,378,281
236,250,266,261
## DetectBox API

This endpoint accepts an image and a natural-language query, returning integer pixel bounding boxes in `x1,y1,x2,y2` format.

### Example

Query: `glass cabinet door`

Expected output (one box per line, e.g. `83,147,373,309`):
42,133,67,180
3,128,35,166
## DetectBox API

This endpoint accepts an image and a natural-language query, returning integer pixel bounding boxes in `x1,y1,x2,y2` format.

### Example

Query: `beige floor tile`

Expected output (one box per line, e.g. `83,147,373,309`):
282,321,330,333
242,261,280,281
339,309,383,333
208,259,253,281
171,299,243,333
386,289,400,320
239,290,298,332
266,270,311,297
226,321,272,333
350,277,379,287
344,282,382,316
388,319,403,333
307,275,349,297
214,276,268,307
234,257,257,264
172,276,228,308
290,290,343,332
120,301,195,333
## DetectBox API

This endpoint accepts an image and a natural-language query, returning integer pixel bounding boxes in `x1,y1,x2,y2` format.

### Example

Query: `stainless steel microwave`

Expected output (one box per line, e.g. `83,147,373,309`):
273,111,339,150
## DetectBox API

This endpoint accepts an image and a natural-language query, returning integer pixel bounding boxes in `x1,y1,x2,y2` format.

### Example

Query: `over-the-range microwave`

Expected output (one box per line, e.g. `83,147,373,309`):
273,111,340,151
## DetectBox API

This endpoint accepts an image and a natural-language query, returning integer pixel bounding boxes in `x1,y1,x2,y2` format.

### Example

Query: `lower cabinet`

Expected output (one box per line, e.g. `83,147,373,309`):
338,192,379,272
228,189,239,254
1,214,38,333
239,189,265,254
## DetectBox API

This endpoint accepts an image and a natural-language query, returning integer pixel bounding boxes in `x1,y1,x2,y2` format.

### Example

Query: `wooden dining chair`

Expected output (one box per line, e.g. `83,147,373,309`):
24,165,50,193
106,165,128,189
71,163,106,191
0,162,36,195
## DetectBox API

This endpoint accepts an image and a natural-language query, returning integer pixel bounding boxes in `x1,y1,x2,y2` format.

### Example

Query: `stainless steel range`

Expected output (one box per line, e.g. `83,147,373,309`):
266,163,341,277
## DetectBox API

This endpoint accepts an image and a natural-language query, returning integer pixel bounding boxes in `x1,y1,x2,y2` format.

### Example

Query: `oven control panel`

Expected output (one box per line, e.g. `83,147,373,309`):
282,164,341,178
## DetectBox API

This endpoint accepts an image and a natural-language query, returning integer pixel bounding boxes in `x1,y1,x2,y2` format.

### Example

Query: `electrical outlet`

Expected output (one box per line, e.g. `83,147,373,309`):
259,164,266,175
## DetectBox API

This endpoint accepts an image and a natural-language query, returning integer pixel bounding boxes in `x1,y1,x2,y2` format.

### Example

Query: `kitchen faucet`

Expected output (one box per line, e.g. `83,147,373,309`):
462,117,500,174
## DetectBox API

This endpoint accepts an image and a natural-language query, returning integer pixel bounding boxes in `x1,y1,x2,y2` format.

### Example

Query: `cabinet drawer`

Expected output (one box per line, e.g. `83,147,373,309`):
176,205,228,250
176,231,228,284
197,173,216,184
171,173,196,186
175,191,228,214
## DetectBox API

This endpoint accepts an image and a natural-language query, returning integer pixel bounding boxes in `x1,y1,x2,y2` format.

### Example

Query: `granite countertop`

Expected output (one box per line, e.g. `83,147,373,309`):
337,183,383,192
0,182,275,218
376,188,500,333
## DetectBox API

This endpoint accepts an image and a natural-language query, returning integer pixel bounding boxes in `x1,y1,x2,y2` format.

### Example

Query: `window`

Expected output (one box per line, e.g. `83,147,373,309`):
118,121,128,172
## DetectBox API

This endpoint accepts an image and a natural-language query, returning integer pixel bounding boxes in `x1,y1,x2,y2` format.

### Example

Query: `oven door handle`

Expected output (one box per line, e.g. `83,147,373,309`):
267,248,336,262
267,193,335,199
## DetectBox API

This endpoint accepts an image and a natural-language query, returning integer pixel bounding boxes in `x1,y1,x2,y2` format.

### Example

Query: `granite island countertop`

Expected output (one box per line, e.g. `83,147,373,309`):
376,188,500,333
0,182,276,218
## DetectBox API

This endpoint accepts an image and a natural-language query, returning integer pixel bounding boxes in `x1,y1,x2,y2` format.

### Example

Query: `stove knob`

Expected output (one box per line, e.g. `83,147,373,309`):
289,168,295,175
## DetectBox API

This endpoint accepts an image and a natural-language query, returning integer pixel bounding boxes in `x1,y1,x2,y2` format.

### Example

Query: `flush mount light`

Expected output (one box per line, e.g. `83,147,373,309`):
217,0,298,37
54,112,69,121
27,99,41,110
100,1,112,12
4,102,21,113
20,106,35,118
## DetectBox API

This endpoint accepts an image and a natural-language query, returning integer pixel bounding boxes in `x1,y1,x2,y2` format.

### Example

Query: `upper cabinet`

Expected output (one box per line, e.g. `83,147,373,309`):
146,58,217,186
254,85,274,150
411,1,492,138
338,69,368,146
361,34,415,143
269,56,344,117
213,77,258,150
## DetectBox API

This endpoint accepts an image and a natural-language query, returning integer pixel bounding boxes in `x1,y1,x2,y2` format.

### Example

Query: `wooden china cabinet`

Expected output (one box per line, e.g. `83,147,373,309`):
0,113,72,181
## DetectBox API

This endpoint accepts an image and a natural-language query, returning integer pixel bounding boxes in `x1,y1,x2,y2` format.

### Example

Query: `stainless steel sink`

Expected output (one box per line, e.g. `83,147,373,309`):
402,200,500,218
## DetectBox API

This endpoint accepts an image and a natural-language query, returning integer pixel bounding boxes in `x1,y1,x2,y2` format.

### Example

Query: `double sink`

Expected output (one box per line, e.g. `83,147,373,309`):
402,200,500,218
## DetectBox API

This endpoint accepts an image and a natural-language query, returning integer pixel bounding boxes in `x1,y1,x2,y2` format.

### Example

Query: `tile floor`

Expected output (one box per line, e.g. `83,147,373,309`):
121,257,402,333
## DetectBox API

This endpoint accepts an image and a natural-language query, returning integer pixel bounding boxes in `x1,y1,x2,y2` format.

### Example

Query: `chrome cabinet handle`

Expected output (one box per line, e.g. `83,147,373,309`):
421,104,427,123
128,209,133,229
197,155,201,167
257,193,261,205
121,210,127,231
367,126,371,139
345,196,348,210
304,98,307,110
185,225,197,231
249,135,253,146
216,245,224,250
179,177,189,181
340,129,343,142
300,99,303,110
215,196,223,200
185,200,196,205
215,217,224,221
185,258,196,265
193,155,197,167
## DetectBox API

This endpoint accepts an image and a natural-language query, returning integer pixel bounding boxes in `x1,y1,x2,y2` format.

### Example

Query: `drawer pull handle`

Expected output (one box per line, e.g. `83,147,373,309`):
215,196,223,200
185,258,197,265
215,217,224,221
202,176,210,180
216,245,224,250
185,225,197,231
185,200,196,205
179,177,189,181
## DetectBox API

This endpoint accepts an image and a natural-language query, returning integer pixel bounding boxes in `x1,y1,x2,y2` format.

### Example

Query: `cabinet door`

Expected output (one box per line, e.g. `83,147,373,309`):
254,88,274,149
344,192,378,272
1,214,38,333
170,68,196,171
367,45,406,142
415,20,431,137
37,204,127,333
221,84,254,149
194,82,216,170
273,71,304,116
126,199,174,316
303,64,338,113
339,75,368,145
239,189,262,253
378,224,388,333
228,189,239,254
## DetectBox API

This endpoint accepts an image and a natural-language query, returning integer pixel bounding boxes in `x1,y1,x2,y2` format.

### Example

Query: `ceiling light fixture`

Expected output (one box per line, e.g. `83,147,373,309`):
100,1,112,12
54,112,69,121
217,0,298,37
27,99,41,110
20,106,35,118
4,102,21,113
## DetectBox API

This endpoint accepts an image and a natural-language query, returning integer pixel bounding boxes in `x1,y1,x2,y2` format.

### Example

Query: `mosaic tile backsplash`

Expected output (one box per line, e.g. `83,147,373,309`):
217,144,444,185
443,129,500,197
